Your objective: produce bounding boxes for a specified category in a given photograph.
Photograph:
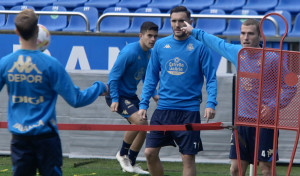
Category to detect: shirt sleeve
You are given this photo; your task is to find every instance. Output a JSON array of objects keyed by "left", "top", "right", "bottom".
[
  {"left": 139, "top": 45, "right": 161, "bottom": 110},
  {"left": 107, "top": 50, "right": 132, "bottom": 102},
  {"left": 200, "top": 46, "right": 218, "bottom": 109},
  {"left": 191, "top": 28, "right": 241, "bottom": 67},
  {"left": 51, "top": 61, "right": 106, "bottom": 108}
]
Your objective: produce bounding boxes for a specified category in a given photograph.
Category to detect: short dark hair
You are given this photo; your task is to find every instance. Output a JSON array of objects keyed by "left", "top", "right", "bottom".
[
  {"left": 140, "top": 21, "right": 158, "bottom": 34},
  {"left": 15, "top": 9, "right": 38, "bottom": 40},
  {"left": 242, "top": 19, "right": 261, "bottom": 36},
  {"left": 170, "top": 6, "right": 191, "bottom": 19}
]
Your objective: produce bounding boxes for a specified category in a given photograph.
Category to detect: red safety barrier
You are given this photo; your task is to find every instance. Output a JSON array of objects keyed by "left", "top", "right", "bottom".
[{"left": 0, "top": 121, "right": 225, "bottom": 131}]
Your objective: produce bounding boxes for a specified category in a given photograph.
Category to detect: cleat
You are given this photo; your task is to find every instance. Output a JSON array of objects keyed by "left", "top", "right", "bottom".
[
  {"left": 132, "top": 164, "right": 149, "bottom": 175},
  {"left": 116, "top": 151, "right": 134, "bottom": 173}
]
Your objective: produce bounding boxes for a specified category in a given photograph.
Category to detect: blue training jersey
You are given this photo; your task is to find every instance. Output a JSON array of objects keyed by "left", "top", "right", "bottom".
[
  {"left": 191, "top": 28, "right": 296, "bottom": 118},
  {"left": 0, "top": 49, "right": 107, "bottom": 135},
  {"left": 107, "top": 41, "right": 151, "bottom": 102},
  {"left": 140, "top": 35, "right": 218, "bottom": 111}
]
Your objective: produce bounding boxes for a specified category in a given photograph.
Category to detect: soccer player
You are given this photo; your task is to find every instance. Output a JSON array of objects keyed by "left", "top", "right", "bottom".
[
  {"left": 138, "top": 6, "right": 217, "bottom": 176},
  {"left": 105, "top": 21, "right": 159, "bottom": 174},
  {"left": 0, "top": 9, "right": 108, "bottom": 176},
  {"left": 181, "top": 19, "right": 296, "bottom": 176}
]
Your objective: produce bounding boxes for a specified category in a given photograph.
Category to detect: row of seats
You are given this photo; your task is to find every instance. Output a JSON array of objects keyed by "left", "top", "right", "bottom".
[
  {"left": 0, "top": 0, "right": 299, "bottom": 14},
  {"left": 0, "top": 5, "right": 299, "bottom": 37}
]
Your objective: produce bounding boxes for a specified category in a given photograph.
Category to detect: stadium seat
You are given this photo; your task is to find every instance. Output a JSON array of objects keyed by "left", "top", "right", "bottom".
[
  {"left": 288, "top": 13, "right": 300, "bottom": 37},
  {"left": 196, "top": 9, "right": 226, "bottom": 35},
  {"left": 0, "top": 5, "right": 35, "bottom": 30},
  {"left": 63, "top": 6, "right": 98, "bottom": 32},
  {"left": 242, "top": 0, "right": 278, "bottom": 13},
  {"left": 53, "top": 0, "right": 87, "bottom": 9},
  {"left": 100, "top": 7, "right": 130, "bottom": 33},
  {"left": 0, "top": 6, "right": 5, "bottom": 27},
  {"left": 262, "top": 10, "right": 291, "bottom": 36},
  {"left": 147, "top": 0, "right": 182, "bottom": 11},
  {"left": 181, "top": 0, "right": 214, "bottom": 12},
  {"left": 0, "top": 0, "right": 25, "bottom": 7},
  {"left": 159, "top": 9, "right": 193, "bottom": 34},
  {"left": 116, "top": 0, "right": 150, "bottom": 10},
  {"left": 84, "top": 0, "right": 119, "bottom": 10},
  {"left": 125, "top": 7, "right": 162, "bottom": 33},
  {"left": 275, "top": 0, "right": 300, "bottom": 14},
  {"left": 210, "top": 0, "right": 246, "bottom": 12},
  {"left": 222, "top": 9, "right": 258, "bottom": 36},
  {"left": 23, "top": 0, "right": 57, "bottom": 8},
  {"left": 38, "top": 6, "right": 68, "bottom": 31}
]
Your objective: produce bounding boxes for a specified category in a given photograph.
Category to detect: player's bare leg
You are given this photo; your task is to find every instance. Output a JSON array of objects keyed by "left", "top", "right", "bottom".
[
  {"left": 259, "top": 161, "right": 274, "bottom": 176},
  {"left": 181, "top": 154, "right": 196, "bottom": 176},
  {"left": 230, "top": 159, "right": 249, "bottom": 176},
  {"left": 127, "top": 112, "right": 147, "bottom": 152},
  {"left": 145, "top": 147, "right": 163, "bottom": 176}
]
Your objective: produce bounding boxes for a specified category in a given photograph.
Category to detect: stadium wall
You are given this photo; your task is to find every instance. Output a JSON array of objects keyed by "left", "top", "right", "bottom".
[{"left": 0, "top": 32, "right": 299, "bottom": 164}]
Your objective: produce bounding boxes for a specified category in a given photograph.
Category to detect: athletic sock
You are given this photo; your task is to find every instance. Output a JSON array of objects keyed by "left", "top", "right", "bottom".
[
  {"left": 120, "top": 141, "right": 131, "bottom": 156},
  {"left": 128, "top": 149, "right": 139, "bottom": 166}
]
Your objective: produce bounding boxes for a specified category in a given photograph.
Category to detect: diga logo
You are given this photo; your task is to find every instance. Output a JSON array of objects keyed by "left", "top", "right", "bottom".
[
  {"left": 8, "top": 55, "right": 41, "bottom": 74},
  {"left": 12, "top": 95, "right": 44, "bottom": 104},
  {"left": 8, "top": 55, "right": 42, "bottom": 83}
]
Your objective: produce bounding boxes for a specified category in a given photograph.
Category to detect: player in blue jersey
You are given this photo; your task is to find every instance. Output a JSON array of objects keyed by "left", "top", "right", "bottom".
[
  {"left": 0, "top": 9, "right": 108, "bottom": 176},
  {"left": 181, "top": 19, "right": 296, "bottom": 176},
  {"left": 138, "top": 6, "right": 217, "bottom": 176},
  {"left": 105, "top": 21, "right": 158, "bottom": 174}
]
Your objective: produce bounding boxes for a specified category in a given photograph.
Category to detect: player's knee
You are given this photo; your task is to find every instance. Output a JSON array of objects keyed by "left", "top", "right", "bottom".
[
  {"left": 259, "top": 164, "right": 272, "bottom": 176},
  {"left": 144, "top": 149, "right": 157, "bottom": 162},
  {"left": 230, "top": 165, "right": 239, "bottom": 176}
]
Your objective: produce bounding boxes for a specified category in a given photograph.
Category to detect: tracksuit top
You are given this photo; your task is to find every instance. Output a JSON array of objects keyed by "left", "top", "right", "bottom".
[
  {"left": 107, "top": 41, "right": 152, "bottom": 102},
  {"left": 191, "top": 28, "right": 296, "bottom": 118},
  {"left": 0, "top": 49, "right": 107, "bottom": 135},
  {"left": 139, "top": 35, "right": 217, "bottom": 111}
]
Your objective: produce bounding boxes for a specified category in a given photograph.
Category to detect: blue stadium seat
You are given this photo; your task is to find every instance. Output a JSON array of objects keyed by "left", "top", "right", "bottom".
[
  {"left": 0, "top": 5, "right": 35, "bottom": 30},
  {"left": 0, "top": 6, "right": 5, "bottom": 27},
  {"left": 275, "top": 0, "right": 300, "bottom": 14},
  {"left": 222, "top": 9, "right": 258, "bottom": 36},
  {"left": 0, "top": 0, "right": 25, "bottom": 7},
  {"left": 84, "top": 0, "right": 119, "bottom": 10},
  {"left": 23, "top": 0, "right": 57, "bottom": 8},
  {"left": 210, "top": 0, "right": 246, "bottom": 12},
  {"left": 38, "top": 6, "right": 67, "bottom": 31},
  {"left": 288, "top": 13, "right": 300, "bottom": 37},
  {"left": 196, "top": 9, "right": 226, "bottom": 35},
  {"left": 117, "top": 0, "right": 150, "bottom": 10},
  {"left": 242, "top": 0, "right": 278, "bottom": 13},
  {"left": 181, "top": 0, "right": 214, "bottom": 12},
  {"left": 100, "top": 7, "right": 130, "bottom": 33},
  {"left": 147, "top": 0, "right": 182, "bottom": 11},
  {"left": 125, "top": 7, "right": 162, "bottom": 33},
  {"left": 262, "top": 10, "right": 291, "bottom": 36},
  {"left": 53, "top": 0, "right": 87, "bottom": 8},
  {"left": 63, "top": 6, "right": 98, "bottom": 32},
  {"left": 159, "top": 9, "right": 193, "bottom": 34}
]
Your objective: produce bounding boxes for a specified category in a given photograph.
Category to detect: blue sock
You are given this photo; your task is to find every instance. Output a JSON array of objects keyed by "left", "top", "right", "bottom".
[
  {"left": 129, "top": 149, "right": 139, "bottom": 166},
  {"left": 120, "top": 141, "right": 131, "bottom": 156}
]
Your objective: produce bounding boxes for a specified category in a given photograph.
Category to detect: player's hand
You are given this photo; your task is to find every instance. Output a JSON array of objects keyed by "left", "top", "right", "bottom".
[
  {"left": 181, "top": 21, "right": 194, "bottom": 35},
  {"left": 204, "top": 108, "right": 215, "bottom": 123},
  {"left": 261, "top": 104, "right": 272, "bottom": 121},
  {"left": 138, "top": 109, "right": 147, "bottom": 120},
  {"left": 153, "top": 95, "right": 159, "bottom": 104},
  {"left": 100, "top": 84, "right": 109, "bottom": 96},
  {"left": 110, "top": 102, "right": 119, "bottom": 112}
]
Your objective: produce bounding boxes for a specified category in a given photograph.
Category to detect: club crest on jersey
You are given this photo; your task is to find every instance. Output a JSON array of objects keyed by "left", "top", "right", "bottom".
[
  {"left": 165, "top": 57, "right": 188, "bottom": 75},
  {"left": 187, "top": 43, "right": 194, "bottom": 51}
]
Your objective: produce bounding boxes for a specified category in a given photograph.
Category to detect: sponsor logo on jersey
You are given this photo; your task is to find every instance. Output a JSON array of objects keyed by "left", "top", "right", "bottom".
[
  {"left": 7, "top": 55, "right": 42, "bottom": 83},
  {"left": 134, "top": 67, "right": 145, "bottom": 81},
  {"left": 163, "top": 44, "right": 171, "bottom": 49},
  {"left": 13, "top": 120, "right": 45, "bottom": 132},
  {"left": 165, "top": 57, "right": 188, "bottom": 75}
]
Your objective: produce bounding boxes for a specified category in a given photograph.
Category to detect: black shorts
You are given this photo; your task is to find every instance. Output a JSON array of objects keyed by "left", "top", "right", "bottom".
[
  {"left": 11, "top": 133, "right": 62, "bottom": 176},
  {"left": 105, "top": 95, "right": 140, "bottom": 118},
  {"left": 146, "top": 109, "right": 203, "bottom": 155}
]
